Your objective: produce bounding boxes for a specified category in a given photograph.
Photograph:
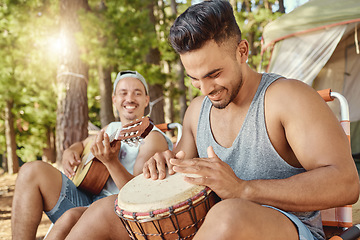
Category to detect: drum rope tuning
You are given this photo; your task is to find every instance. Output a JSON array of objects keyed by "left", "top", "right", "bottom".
[
  {"left": 115, "top": 191, "right": 213, "bottom": 240},
  {"left": 115, "top": 173, "right": 220, "bottom": 240}
]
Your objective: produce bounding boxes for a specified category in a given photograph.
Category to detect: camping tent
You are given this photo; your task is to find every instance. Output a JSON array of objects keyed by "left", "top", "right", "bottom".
[{"left": 261, "top": 0, "right": 360, "bottom": 155}]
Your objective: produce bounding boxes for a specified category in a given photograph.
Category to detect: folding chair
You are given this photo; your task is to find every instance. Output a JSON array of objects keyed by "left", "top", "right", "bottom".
[
  {"left": 155, "top": 122, "right": 183, "bottom": 147},
  {"left": 317, "top": 89, "right": 360, "bottom": 240}
]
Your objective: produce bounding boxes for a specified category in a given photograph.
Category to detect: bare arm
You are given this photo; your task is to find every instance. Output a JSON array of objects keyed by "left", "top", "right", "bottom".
[
  {"left": 173, "top": 96, "right": 202, "bottom": 157},
  {"left": 143, "top": 96, "right": 203, "bottom": 179},
  {"left": 241, "top": 80, "right": 359, "bottom": 211},
  {"left": 62, "top": 135, "right": 96, "bottom": 178}
]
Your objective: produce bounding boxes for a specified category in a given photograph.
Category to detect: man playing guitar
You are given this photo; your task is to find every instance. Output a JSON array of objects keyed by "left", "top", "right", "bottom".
[{"left": 11, "top": 70, "right": 172, "bottom": 240}]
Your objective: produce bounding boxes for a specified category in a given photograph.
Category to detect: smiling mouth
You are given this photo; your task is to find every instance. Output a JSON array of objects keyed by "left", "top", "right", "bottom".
[
  {"left": 124, "top": 105, "right": 136, "bottom": 110},
  {"left": 208, "top": 89, "right": 223, "bottom": 101}
]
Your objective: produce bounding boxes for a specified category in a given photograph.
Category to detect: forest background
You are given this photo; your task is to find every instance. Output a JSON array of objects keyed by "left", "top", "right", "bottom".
[{"left": 0, "top": 0, "right": 303, "bottom": 173}]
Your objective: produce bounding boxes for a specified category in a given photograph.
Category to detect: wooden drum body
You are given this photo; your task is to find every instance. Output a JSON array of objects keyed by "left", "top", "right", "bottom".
[{"left": 115, "top": 173, "right": 219, "bottom": 240}]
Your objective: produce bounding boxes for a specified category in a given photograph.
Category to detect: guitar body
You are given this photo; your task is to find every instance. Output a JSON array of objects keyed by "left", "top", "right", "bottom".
[
  {"left": 71, "top": 117, "right": 153, "bottom": 195},
  {"left": 71, "top": 142, "right": 110, "bottom": 195},
  {"left": 73, "top": 159, "right": 109, "bottom": 195}
]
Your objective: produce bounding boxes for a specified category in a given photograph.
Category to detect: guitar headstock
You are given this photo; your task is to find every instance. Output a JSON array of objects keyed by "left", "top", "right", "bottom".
[{"left": 115, "top": 116, "right": 154, "bottom": 145}]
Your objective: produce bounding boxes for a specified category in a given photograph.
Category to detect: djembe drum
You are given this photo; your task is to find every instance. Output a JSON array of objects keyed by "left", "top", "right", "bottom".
[{"left": 115, "top": 173, "right": 220, "bottom": 240}]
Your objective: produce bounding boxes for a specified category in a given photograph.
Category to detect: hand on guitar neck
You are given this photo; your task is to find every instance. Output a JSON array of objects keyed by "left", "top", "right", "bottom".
[
  {"left": 86, "top": 129, "right": 122, "bottom": 167},
  {"left": 70, "top": 116, "right": 154, "bottom": 195},
  {"left": 87, "top": 116, "right": 153, "bottom": 165}
]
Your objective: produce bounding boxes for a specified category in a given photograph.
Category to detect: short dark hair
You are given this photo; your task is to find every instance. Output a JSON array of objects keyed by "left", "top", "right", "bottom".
[{"left": 169, "top": 0, "right": 241, "bottom": 54}]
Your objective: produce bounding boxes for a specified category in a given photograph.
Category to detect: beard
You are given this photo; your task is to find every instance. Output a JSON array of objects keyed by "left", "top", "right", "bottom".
[{"left": 211, "top": 74, "right": 243, "bottom": 109}]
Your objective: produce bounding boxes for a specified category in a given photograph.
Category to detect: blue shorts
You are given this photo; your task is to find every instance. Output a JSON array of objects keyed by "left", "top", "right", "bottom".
[
  {"left": 45, "top": 173, "right": 108, "bottom": 223},
  {"left": 264, "top": 205, "right": 320, "bottom": 240}
]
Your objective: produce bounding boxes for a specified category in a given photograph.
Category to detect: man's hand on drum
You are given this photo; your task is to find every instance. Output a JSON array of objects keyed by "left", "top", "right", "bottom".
[
  {"left": 62, "top": 148, "right": 82, "bottom": 178},
  {"left": 171, "top": 146, "right": 242, "bottom": 200},
  {"left": 143, "top": 150, "right": 186, "bottom": 180},
  {"left": 91, "top": 129, "right": 121, "bottom": 165}
]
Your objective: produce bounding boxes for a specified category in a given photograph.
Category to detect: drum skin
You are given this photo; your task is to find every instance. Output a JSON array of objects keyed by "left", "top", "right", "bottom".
[{"left": 115, "top": 173, "right": 220, "bottom": 240}]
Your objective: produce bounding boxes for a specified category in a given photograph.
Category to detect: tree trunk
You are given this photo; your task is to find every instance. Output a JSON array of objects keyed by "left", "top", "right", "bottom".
[
  {"left": 56, "top": 0, "right": 90, "bottom": 165},
  {"left": 242, "top": 0, "right": 251, "bottom": 12},
  {"left": 98, "top": 64, "right": 115, "bottom": 127},
  {"left": 5, "top": 99, "right": 19, "bottom": 174},
  {"left": 170, "top": 0, "right": 187, "bottom": 123},
  {"left": 278, "top": 0, "right": 285, "bottom": 13},
  {"left": 229, "top": 0, "right": 238, "bottom": 11},
  {"left": 147, "top": 1, "right": 165, "bottom": 125},
  {"left": 177, "top": 61, "right": 187, "bottom": 123},
  {"left": 96, "top": 0, "right": 114, "bottom": 127},
  {"left": 2, "top": 153, "right": 8, "bottom": 172},
  {"left": 42, "top": 127, "right": 56, "bottom": 163},
  {"left": 149, "top": 83, "right": 165, "bottom": 125}
]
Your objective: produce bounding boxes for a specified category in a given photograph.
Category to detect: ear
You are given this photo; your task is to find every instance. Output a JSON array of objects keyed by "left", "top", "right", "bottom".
[
  {"left": 112, "top": 95, "right": 116, "bottom": 105},
  {"left": 145, "top": 95, "right": 150, "bottom": 107},
  {"left": 236, "top": 40, "right": 249, "bottom": 64}
]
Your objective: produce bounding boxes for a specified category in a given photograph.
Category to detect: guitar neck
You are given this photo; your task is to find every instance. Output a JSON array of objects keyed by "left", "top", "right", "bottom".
[{"left": 83, "top": 117, "right": 153, "bottom": 166}]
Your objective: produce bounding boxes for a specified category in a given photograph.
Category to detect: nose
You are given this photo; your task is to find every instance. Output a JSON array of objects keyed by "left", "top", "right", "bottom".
[
  {"left": 125, "top": 92, "right": 136, "bottom": 102},
  {"left": 199, "top": 80, "right": 214, "bottom": 96}
]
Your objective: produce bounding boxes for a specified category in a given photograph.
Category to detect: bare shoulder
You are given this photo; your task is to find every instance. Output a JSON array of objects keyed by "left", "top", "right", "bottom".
[
  {"left": 183, "top": 95, "right": 206, "bottom": 132},
  {"left": 266, "top": 78, "right": 321, "bottom": 103},
  {"left": 265, "top": 78, "right": 328, "bottom": 119},
  {"left": 143, "top": 130, "right": 168, "bottom": 148},
  {"left": 187, "top": 95, "right": 206, "bottom": 111},
  {"left": 171, "top": 96, "right": 205, "bottom": 157}
]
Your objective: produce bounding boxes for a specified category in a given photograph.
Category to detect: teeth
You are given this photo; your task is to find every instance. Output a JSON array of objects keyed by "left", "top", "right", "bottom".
[
  {"left": 212, "top": 90, "right": 222, "bottom": 96},
  {"left": 125, "top": 106, "right": 136, "bottom": 109}
]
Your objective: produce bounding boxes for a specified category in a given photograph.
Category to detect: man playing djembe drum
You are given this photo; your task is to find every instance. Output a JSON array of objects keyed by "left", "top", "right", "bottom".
[
  {"left": 11, "top": 71, "right": 172, "bottom": 240},
  {"left": 58, "top": 1, "right": 359, "bottom": 240}
]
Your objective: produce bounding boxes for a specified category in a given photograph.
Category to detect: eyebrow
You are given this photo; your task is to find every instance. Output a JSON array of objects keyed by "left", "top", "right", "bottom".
[{"left": 186, "top": 68, "right": 222, "bottom": 80}]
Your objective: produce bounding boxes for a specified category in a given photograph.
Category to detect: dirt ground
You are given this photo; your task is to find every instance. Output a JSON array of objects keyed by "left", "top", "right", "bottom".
[{"left": 1, "top": 171, "right": 360, "bottom": 240}]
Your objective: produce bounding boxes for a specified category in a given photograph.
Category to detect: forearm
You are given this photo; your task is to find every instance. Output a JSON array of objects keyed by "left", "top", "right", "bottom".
[
  {"left": 103, "top": 160, "right": 134, "bottom": 190},
  {"left": 66, "top": 141, "right": 84, "bottom": 153},
  {"left": 66, "top": 135, "right": 94, "bottom": 154},
  {"left": 241, "top": 166, "right": 359, "bottom": 212}
]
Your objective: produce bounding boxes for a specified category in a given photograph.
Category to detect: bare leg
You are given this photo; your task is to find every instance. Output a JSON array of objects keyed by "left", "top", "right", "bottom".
[
  {"left": 194, "top": 199, "right": 299, "bottom": 240},
  {"left": 12, "top": 161, "right": 63, "bottom": 240},
  {"left": 66, "top": 195, "right": 129, "bottom": 240},
  {"left": 46, "top": 207, "right": 87, "bottom": 240}
]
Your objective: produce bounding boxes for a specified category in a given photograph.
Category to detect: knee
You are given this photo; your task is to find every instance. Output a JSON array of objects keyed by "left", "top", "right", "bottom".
[
  {"left": 85, "top": 195, "right": 118, "bottom": 221},
  {"left": 58, "top": 207, "right": 86, "bottom": 225},
  {"left": 202, "top": 199, "right": 256, "bottom": 235},
  {"left": 16, "top": 161, "right": 57, "bottom": 188},
  {"left": 206, "top": 198, "right": 252, "bottom": 220},
  {"left": 17, "top": 161, "right": 45, "bottom": 182}
]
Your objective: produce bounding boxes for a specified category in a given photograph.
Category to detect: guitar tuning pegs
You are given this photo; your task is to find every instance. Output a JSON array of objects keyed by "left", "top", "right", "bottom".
[{"left": 125, "top": 139, "right": 133, "bottom": 146}]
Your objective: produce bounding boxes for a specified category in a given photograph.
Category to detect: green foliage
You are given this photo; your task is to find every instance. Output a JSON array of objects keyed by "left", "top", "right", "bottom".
[
  {"left": 0, "top": 0, "right": 58, "bottom": 162},
  {"left": 234, "top": 1, "right": 283, "bottom": 70},
  {"left": 0, "top": 0, "right": 286, "bottom": 166},
  {"left": 78, "top": 0, "right": 156, "bottom": 71}
]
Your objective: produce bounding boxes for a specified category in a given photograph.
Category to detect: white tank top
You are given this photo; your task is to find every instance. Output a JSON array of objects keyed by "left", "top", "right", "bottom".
[{"left": 99, "top": 121, "right": 173, "bottom": 195}]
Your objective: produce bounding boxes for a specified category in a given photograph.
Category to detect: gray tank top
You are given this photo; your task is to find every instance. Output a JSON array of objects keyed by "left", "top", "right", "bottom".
[{"left": 196, "top": 73, "right": 324, "bottom": 239}]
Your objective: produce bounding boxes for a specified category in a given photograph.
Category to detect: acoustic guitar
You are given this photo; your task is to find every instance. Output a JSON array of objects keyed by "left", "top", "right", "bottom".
[{"left": 71, "top": 117, "right": 154, "bottom": 195}]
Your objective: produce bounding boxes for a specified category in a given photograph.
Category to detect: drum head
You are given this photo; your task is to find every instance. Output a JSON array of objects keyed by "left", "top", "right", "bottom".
[{"left": 117, "top": 173, "right": 205, "bottom": 214}]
